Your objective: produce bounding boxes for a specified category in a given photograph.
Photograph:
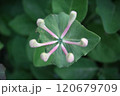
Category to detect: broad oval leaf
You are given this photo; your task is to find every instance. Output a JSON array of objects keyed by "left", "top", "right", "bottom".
[
  {"left": 55, "top": 58, "right": 98, "bottom": 80},
  {"left": 96, "top": 0, "right": 120, "bottom": 33},
  {"left": 35, "top": 12, "right": 100, "bottom": 68},
  {"left": 0, "top": 42, "right": 4, "bottom": 50},
  {"left": 31, "top": 65, "right": 55, "bottom": 80},
  {"left": 6, "top": 69, "right": 33, "bottom": 80},
  {"left": 98, "top": 68, "right": 120, "bottom": 80},
  {"left": 0, "top": 17, "right": 11, "bottom": 36},
  {"left": 9, "top": 14, "right": 36, "bottom": 36},
  {"left": 23, "top": 0, "right": 52, "bottom": 21},
  {"left": 87, "top": 22, "right": 120, "bottom": 63},
  {"left": 52, "top": 0, "right": 88, "bottom": 22},
  {"left": 7, "top": 36, "right": 31, "bottom": 69}
]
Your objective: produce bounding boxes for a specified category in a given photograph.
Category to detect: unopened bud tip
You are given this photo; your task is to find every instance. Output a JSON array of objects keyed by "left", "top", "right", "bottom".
[
  {"left": 69, "top": 11, "right": 77, "bottom": 25},
  {"left": 37, "top": 18, "right": 45, "bottom": 28},
  {"left": 29, "top": 39, "right": 38, "bottom": 48},
  {"left": 66, "top": 53, "right": 74, "bottom": 63},
  {"left": 80, "top": 38, "right": 88, "bottom": 47},
  {"left": 40, "top": 52, "right": 50, "bottom": 62}
]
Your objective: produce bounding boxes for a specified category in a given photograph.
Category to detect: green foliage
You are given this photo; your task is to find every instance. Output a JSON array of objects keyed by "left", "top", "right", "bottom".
[
  {"left": 52, "top": 0, "right": 88, "bottom": 22},
  {"left": 6, "top": 69, "right": 33, "bottom": 80},
  {"left": 23, "top": 0, "right": 52, "bottom": 21},
  {"left": 31, "top": 65, "right": 55, "bottom": 79},
  {"left": 96, "top": 0, "right": 120, "bottom": 33},
  {"left": 0, "top": 42, "right": 4, "bottom": 50},
  {"left": 87, "top": 22, "right": 120, "bottom": 63},
  {"left": 0, "top": 17, "right": 11, "bottom": 36},
  {"left": 7, "top": 36, "right": 30, "bottom": 69},
  {"left": 98, "top": 67, "right": 120, "bottom": 80},
  {"left": 55, "top": 58, "right": 98, "bottom": 80},
  {"left": 9, "top": 14, "right": 36, "bottom": 36},
  {"left": 0, "top": 0, "right": 120, "bottom": 80}
]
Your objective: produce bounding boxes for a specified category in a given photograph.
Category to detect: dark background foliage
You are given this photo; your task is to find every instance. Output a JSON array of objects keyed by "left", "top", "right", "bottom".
[{"left": 0, "top": 0, "right": 120, "bottom": 80}]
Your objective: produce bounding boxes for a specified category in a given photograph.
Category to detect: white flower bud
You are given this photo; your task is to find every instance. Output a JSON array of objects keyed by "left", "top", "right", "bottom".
[
  {"left": 69, "top": 11, "right": 77, "bottom": 25},
  {"left": 29, "top": 39, "right": 39, "bottom": 48},
  {"left": 37, "top": 18, "right": 45, "bottom": 28},
  {"left": 40, "top": 52, "right": 50, "bottom": 62},
  {"left": 79, "top": 38, "right": 88, "bottom": 47},
  {"left": 66, "top": 53, "right": 74, "bottom": 63}
]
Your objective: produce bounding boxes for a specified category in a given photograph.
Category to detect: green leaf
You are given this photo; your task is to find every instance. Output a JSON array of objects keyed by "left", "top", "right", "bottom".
[
  {"left": 52, "top": 0, "right": 88, "bottom": 22},
  {"left": 0, "top": 64, "right": 6, "bottom": 80},
  {"left": 35, "top": 12, "right": 100, "bottom": 68},
  {"left": 0, "top": 42, "right": 4, "bottom": 50},
  {"left": 23, "top": 0, "right": 52, "bottom": 21},
  {"left": 55, "top": 58, "right": 98, "bottom": 80},
  {"left": 87, "top": 23, "right": 120, "bottom": 63},
  {"left": 96, "top": 0, "right": 120, "bottom": 33},
  {"left": 98, "top": 68, "right": 120, "bottom": 80},
  {"left": 31, "top": 65, "right": 55, "bottom": 80},
  {"left": 9, "top": 14, "right": 36, "bottom": 36},
  {"left": 6, "top": 69, "right": 33, "bottom": 80},
  {"left": 7, "top": 36, "right": 30, "bottom": 69},
  {"left": 0, "top": 17, "right": 11, "bottom": 36},
  {"left": 0, "top": 0, "right": 24, "bottom": 17}
]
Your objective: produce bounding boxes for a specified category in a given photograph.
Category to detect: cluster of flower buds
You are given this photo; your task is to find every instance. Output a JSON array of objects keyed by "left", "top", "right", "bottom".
[{"left": 29, "top": 11, "right": 88, "bottom": 63}]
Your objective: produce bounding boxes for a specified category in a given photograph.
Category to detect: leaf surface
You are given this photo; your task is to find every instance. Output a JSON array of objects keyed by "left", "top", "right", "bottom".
[
  {"left": 52, "top": 0, "right": 88, "bottom": 22},
  {"left": 55, "top": 58, "right": 98, "bottom": 80},
  {"left": 96, "top": 0, "right": 120, "bottom": 33}
]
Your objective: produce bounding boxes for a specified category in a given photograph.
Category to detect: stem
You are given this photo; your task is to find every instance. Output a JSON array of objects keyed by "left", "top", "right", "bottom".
[
  {"left": 61, "top": 43, "right": 68, "bottom": 55},
  {"left": 49, "top": 43, "right": 59, "bottom": 55},
  {"left": 61, "top": 24, "right": 71, "bottom": 38},
  {"left": 63, "top": 38, "right": 88, "bottom": 47},
  {"left": 63, "top": 40, "right": 79, "bottom": 46},
  {"left": 40, "top": 41, "right": 57, "bottom": 47},
  {"left": 29, "top": 39, "right": 57, "bottom": 48},
  {"left": 42, "top": 25, "right": 59, "bottom": 39}
]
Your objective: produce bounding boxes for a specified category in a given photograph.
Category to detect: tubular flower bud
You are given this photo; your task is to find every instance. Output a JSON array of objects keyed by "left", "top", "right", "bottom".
[
  {"left": 29, "top": 39, "right": 57, "bottom": 48},
  {"left": 61, "top": 11, "right": 77, "bottom": 38},
  {"left": 79, "top": 38, "right": 88, "bottom": 47},
  {"left": 40, "top": 44, "right": 59, "bottom": 62},
  {"left": 63, "top": 38, "right": 88, "bottom": 47},
  {"left": 40, "top": 52, "right": 50, "bottom": 62},
  {"left": 61, "top": 43, "right": 68, "bottom": 55},
  {"left": 37, "top": 19, "right": 45, "bottom": 28},
  {"left": 61, "top": 43, "right": 74, "bottom": 63},
  {"left": 29, "top": 39, "right": 40, "bottom": 48},
  {"left": 66, "top": 53, "right": 74, "bottom": 63},
  {"left": 68, "top": 11, "right": 77, "bottom": 25},
  {"left": 37, "top": 18, "right": 58, "bottom": 39}
]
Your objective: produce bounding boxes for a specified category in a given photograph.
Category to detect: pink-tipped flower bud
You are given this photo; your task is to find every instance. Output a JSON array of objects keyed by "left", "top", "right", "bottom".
[
  {"left": 66, "top": 53, "right": 74, "bottom": 63},
  {"left": 29, "top": 39, "right": 39, "bottom": 48},
  {"left": 79, "top": 38, "right": 88, "bottom": 47},
  {"left": 69, "top": 11, "right": 77, "bottom": 25},
  {"left": 40, "top": 52, "right": 50, "bottom": 62},
  {"left": 37, "top": 19, "right": 45, "bottom": 28}
]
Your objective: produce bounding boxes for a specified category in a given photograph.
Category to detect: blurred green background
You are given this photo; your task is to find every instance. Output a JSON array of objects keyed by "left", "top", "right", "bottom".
[{"left": 0, "top": 0, "right": 120, "bottom": 80}]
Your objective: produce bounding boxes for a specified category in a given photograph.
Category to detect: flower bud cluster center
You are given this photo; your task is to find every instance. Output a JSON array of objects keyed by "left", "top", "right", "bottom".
[
  {"left": 29, "top": 11, "right": 88, "bottom": 63},
  {"left": 58, "top": 38, "right": 63, "bottom": 44}
]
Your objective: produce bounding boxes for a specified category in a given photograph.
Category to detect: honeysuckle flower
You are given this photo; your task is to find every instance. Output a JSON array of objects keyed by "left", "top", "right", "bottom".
[
  {"left": 29, "top": 11, "right": 88, "bottom": 63},
  {"left": 29, "top": 10, "right": 100, "bottom": 68}
]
